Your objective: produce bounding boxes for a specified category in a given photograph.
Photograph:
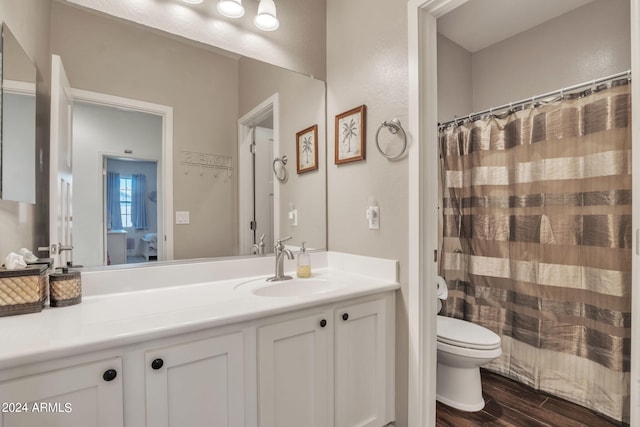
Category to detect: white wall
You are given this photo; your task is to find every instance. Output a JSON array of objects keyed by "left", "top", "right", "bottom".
[
  {"left": 326, "top": 0, "right": 409, "bottom": 424},
  {"left": 73, "top": 102, "right": 162, "bottom": 267}
]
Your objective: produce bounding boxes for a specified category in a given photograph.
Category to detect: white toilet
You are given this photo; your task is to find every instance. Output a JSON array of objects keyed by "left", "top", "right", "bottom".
[{"left": 436, "top": 278, "right": 502, "bottom": 412}]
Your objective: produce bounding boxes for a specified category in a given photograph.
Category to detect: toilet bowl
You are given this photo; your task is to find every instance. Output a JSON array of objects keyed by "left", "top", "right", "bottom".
[{"left": 436, "top": 315, "right": 502, "bottom": 412}]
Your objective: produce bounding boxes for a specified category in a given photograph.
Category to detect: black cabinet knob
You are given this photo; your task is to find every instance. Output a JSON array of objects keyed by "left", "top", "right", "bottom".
[
  {"left": 151, "top": 358, "right": 164, "bottom": 370},
  {"left": 320, "top": 319, "right": 327, "bottom": 328},
  {"left": 103, "top": 369, "right": 118, "bottom": 382},
  {"left": 342, "top": 313, "right": 349, "bottom": 321}
]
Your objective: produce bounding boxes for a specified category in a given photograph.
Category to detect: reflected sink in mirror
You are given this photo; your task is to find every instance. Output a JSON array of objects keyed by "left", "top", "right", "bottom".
[{"left": 236, "top": 277, "right": 345, "bottom": 297}]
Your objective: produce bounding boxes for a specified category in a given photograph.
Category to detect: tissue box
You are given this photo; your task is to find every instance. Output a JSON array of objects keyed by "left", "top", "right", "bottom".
[{"left": 0, "top": 265, "right": 48, "bottom": 316}]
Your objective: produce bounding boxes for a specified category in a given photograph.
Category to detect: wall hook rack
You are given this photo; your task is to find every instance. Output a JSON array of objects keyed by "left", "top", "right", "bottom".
[{"left": 180, "top": 150, "right": 233, "bottom": 178}]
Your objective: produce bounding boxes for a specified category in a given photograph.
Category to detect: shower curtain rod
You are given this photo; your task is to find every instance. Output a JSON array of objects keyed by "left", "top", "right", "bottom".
[{"left": 438, "top": 70, "right": 631, "bottom": 129}]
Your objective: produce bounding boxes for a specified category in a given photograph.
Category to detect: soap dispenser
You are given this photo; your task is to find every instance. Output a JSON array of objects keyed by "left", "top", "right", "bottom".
[{"left": 297, "top": 242, "right": 311, "bottom": 278}]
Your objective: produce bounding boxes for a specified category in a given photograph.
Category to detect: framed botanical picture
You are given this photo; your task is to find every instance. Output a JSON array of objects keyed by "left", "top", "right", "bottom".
[
  {"left": 335, "top": 105, "right": 366, "bottom": 164},
  {"left": 296, "top": 124, "right": 318, "bottom": 174}
]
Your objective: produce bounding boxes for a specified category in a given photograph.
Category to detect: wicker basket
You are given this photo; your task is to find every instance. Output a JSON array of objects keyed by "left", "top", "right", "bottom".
[
  {"left": 49, "top": 270, "right": 82, "bottom": 307},
  {"left": 0, "top": 265, "right": 47, "bottom": 316},
  {"left": 27, "top": 258, "right": 54, "bottom": 308}
]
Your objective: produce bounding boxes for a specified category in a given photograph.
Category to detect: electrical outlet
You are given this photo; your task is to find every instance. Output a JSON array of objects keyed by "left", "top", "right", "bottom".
[
  {"left": 366, "top": 206, "right": 380, "bottom": 230},
  {"left": 289, "top": 209, "right": 298, "bottom": 226},
  {"left": 176, "top": 211, "right": 190, "bottom": 225}
]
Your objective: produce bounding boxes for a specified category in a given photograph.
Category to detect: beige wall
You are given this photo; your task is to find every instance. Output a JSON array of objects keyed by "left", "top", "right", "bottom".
[
  {"left": 64, "top": 0, "right": 327, "bottom": 80},
  {"left": 239, "top": 58, "right": 327, "bottom": 250},
  {"left": 326, "top": 0, "right": 409, "bottom": 425},
  {"left": 437, "top": 0, "right": 630, "bottom": 122},
  {"left": 437, "top": 34, "right": 473, "bottom": 123},
  {"left": 51, "top": 2, "right": 240, "bottom": 260},
  {"left": 471, "top": 0, "right": 631, "bottom": 112},
  {"left": 0, "top": 0, "right": 51, "bottom": 259}
]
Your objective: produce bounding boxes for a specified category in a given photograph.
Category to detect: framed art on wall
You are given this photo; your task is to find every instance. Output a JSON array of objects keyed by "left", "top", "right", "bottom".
[
  {"left": 296, "top": 124, "right": 318, "bottom": 173},
  {"left": 335, "top": 105, "right": 366, "bottom": 164}
]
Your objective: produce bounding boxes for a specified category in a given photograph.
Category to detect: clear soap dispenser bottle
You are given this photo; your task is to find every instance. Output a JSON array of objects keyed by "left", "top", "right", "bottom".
[{"left": 297, "top": 242, "right": 311, "bottom": 278}]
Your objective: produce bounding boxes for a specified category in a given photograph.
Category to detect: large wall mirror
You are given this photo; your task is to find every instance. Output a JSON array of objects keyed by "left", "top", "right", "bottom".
[
  {"left": 50, "top": 2, "right": 326, "bottom": 269},
  {"left": 1, "top": 23, "right": 37, "bottom": 204}
]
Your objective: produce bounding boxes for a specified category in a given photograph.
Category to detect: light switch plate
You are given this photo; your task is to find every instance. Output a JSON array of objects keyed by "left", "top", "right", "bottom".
[
  {"left": 176, "top": 211, "right": 190, "bottom": 224},
  {"left": 367, "top": 206, "right": 380, "bottom": 230}
]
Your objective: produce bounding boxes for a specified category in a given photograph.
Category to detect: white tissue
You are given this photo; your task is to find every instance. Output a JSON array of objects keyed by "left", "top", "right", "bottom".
[
  {"left": 5, "top": 252, "right": 27, "bottom": 269},
  {"left": 18, "top": 248, "right": 38, "bottom": 263},
  {"left": 436, "top": 275, "right": 448, "bottom": 300}
]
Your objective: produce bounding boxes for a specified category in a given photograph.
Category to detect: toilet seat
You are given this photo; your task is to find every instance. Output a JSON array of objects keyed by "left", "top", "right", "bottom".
[{"left": 437, "top": 316, "right": 501, "bottom": 350}]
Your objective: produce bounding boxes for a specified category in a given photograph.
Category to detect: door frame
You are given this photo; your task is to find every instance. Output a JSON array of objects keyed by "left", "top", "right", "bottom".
[
  {"left": 237, "top": 93, "right": 280, "bottom": 255},
  {"left": 49, "top": 54, "right": 73, "bottom": 268},
  {"left": 406, "top": 0, "right": 640, "bottom": 425},
  {"left": 72, "top": 88, "right": 174, "bottom": 261}
]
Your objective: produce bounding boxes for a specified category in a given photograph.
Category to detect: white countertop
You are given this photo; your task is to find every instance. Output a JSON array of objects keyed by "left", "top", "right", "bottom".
[{"left": 0, "top": 252, "right": 399, "bottom": 370}]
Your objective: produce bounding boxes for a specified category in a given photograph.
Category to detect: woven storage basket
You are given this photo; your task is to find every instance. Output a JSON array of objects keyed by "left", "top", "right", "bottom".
[
  {"left": 49, "top": 269, "right": 82, "bottom": 307},
  {"left": 0, "top": 265, "right": 47, "bottom": 316},
  {"left": 27, "top": 258, "right": 54, "bottom": 308}
]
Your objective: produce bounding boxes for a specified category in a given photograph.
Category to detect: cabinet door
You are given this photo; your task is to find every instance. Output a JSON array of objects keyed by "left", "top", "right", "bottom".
[
  {"left": 335, "top": 298, "right": 391, "bottom": 427},
  {"left": 145, "top": 331, "right": 245, "bottom": 427},
  {"left": 0, "top": 357, "right": 123, "bottom": 427},
  {"left": 258, "top": 311, "right": 332, "bottom": 427}
]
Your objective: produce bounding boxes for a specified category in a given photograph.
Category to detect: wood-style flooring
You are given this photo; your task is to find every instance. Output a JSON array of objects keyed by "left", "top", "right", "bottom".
[{"left": 436, "top": 370, "right": 629, "bottom": 427}]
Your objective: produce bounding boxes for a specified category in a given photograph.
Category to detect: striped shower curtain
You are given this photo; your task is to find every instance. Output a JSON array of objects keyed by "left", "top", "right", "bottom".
[{"left": 439, "top": 81, "right": 631, "bottom": 422}]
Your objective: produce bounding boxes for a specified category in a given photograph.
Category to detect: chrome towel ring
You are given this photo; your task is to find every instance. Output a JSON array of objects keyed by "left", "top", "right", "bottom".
[
  {"left": 273, "top": 155, "right": 288, "bottom": 183},
  {"left": 376, "top": 118, "right": 407, "bottom": 160}
]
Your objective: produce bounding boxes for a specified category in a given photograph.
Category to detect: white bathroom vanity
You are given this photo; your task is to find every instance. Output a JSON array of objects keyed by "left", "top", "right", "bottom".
[{"left": 0, "top": 252, "right": 398, "bottom": 427}]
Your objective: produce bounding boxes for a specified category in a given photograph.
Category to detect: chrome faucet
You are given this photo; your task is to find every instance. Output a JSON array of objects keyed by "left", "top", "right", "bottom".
[
  {"left": 252, "top": 233, "right": 266, "bottom": 255},
  {"left": 267, "top": 236, "right": 294, "bottom": 281}
]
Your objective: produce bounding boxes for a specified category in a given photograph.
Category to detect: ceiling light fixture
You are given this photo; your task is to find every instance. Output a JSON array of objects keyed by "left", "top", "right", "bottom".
[
  {"left": 182, "top": 0, "right": 204, "bottom": 4},
  {"left": 217, "top": 0, "right": 246, "bottom": 18},
  {"left": 254, "top": 0, "right": 279, "bottom": 31}
]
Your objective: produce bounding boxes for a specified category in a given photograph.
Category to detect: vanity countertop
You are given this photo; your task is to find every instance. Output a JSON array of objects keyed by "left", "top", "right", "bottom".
[{"left": 0, "top": 252, "right": 398, "bottom": 370}]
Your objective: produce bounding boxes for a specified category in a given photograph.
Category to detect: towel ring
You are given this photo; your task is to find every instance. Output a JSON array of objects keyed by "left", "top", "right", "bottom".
[
  {"left": 376, "top": 119, "right": 407, "bottom": 160},
  {"left": 272, "top": 155, "right": 288, "bottom": 183}
]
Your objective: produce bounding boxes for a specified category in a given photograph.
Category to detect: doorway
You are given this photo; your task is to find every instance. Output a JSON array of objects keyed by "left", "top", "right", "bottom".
[
  {"left": 407, "top": 0, "right": 640, "bottom": 425},
  {"left": 71, "top": 90, "right": 174, "bottom": 267},
  {"left": 238, "top": 93, "right": 280, "bottom": 255},
  {"left": 104, "top": 157, "right": 159, "bottom": 265}
]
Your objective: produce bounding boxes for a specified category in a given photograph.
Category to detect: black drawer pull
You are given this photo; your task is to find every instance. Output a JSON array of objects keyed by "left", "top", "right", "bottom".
[
  {"left": 151, "top": 358, "right": 164, "bottom": 370},
  {"left": 342, "top": 313, "right": 349, "bottom": 321},
  {"left": 320, "top": 319, "right": 327, "bottom": 328},
  {"left": 103, "top": 369, "right": 117, "bottom": 382}
]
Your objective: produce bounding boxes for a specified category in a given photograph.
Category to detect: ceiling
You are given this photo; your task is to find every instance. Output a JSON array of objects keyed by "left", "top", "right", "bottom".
[{"left": 437, "top": 0, "right": 596, "bottom": 52}]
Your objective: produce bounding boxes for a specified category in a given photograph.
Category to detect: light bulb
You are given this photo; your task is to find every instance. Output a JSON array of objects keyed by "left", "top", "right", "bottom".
[
  {"left": 217, "top": 0, "right": 245, "bottom": 18},
  {"left": 254, "top": 0, "right": 279, "bottom": 31}
]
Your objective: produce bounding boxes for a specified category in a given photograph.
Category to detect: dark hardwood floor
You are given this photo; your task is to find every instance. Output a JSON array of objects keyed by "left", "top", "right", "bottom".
[{"left": 436, "top": 370, "right": 629, "bottom": 427}]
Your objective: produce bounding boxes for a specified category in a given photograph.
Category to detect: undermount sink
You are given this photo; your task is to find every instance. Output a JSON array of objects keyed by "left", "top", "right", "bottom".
[{"left": 235, "top": 277, "right": 343, "bottom": 297}]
